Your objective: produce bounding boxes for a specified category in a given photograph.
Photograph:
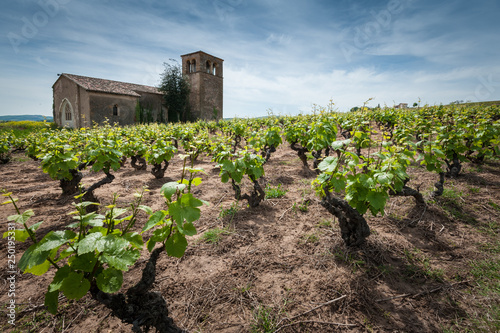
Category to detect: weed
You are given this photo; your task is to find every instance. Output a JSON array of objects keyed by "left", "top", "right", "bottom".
[
  {"left": 403, "top": 248, "right": 444, "bottom": 282},
  {"left": 264, "top": 183, "right": 287, "bottom": 199},
  {"left": 478, "top": 220, "right": 499, "bottom": 236},
  {"left": 470, "top": 259, "right": 500, "bottom": 294},
  {"left": 441, "top": 187, "right": 464, "bottom": 201},
  {"left": 293, "top": 200, "right": 309, "bottom": 213},
  {"left": 200, "top": 227, "right": 230, "bottom": 244},
  {"left": 488, "top": 200, "right": 500, "bottom": 212},
  {"left": 466, "top": 185, "right": 480, "bottom": 194},
  {"left": 334, "top": 248, "right": 366, "bottom": 272},
  {"left": 478, "top": 241, "right": 500, "bottom": 254},
  {"left": 316, "top": 218, "right": 331, "bottom": 228},
  {"left": 235, "top": 283, "right": 252, "bottom": 294},
  {"left": 301, "top": 233, "right": 319, "bottom": 244},
  {"left": 219, "top": 202, "right": 238, "bottom": 219},
  {"left": 251, "top": 305, "right": 279, "bottom": 333}
]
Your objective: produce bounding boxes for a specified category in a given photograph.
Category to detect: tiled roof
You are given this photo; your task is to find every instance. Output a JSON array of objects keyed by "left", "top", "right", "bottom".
[{"left": 61, "top": 73, "right": 162, "bottom": 97}]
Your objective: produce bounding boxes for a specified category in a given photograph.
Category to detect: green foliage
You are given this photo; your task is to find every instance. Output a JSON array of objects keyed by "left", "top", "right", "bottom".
[
  {"left": 158, "top": 61, "right": 191, "bottom": 122},
  {"left": 219, "top": 202, "right": 239, "bottom": 219},
  {"left": 218, "top": 149, "right": 265, "bottom": 184},
  {"left": 314, "top": 139, "right": 414, "bottom": 217},
  {"left": 2, "top": 158, "right": 207, "bottom": 315},
  {"left": 200, "top": 227, "right": 230, "bottom": 244},
  {"left": 251, "top": 305, "right": 279, "bottom": 333},
  {"left": 264, "top": 183, "right": 287, "bottom": 199}
]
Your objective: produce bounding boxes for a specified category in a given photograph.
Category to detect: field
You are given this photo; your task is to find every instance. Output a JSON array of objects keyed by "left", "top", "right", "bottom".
[{"left": 0, "top": 107, "right": 499, "bottom": 332}]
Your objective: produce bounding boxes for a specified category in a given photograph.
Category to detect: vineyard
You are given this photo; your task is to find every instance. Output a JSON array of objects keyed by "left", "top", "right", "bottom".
[{"left": 0, "top": 104, "right": 499, "bottom": 332}]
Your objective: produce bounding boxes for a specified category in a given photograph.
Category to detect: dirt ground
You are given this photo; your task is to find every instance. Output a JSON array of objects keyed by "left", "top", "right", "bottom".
[{"left": 0, "top": 143, "right": 499, "bottom": 332}]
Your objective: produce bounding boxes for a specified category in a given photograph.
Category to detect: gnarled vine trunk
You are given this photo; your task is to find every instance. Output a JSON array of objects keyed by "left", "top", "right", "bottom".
[
  {"left": 261, "top": 145, "right": 276, "bottom": 163},
  {"left": 60, "top": 169, "right": 83, "bottom": 195},
  {"left": 320, "top": 190, "right": 370, "bottom": 246},
  {"left": 445, "top": 153, "right": 462, "bottom": 178},
  {"left": 290, "top": 142, "right": 309, "bottom": 169},
  {"left": 90, "top": 247, "right": 185, "bottom": 333},
  {"left": 432, "top": 172, "right": 445, "bottom": 197},
  {"left": 131, "top": 155, "right": 147, "bottom": 170},
  {"left": 82, "top": 172, "right": 115, "bottom": 204},
  {"left": 389, "top": 178, "right": 425, "bottom": 206},
  {"left": 151, "top": 161, "right": 169, "bottom": 179},
  {"left": 231, "top": 178, "right": 265, "bottom": 208}
]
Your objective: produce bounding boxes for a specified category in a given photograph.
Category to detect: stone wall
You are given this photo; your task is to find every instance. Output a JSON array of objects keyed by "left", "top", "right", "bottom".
[
  {"left": 52, "top": 75, "right": 81, "bottom": 128},
  {"left": 89, "top": 93, "right": 137, "bottom": 126}
]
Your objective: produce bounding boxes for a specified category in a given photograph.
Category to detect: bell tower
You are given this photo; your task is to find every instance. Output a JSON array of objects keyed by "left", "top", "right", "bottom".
[{"left": 181, "top": 51, "right": 223, "bottom": 121}]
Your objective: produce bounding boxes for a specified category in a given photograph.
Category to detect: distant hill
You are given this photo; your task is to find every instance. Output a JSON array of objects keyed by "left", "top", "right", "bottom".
[{"left": 0, "top": 115, "right": 53, "bottom": 122}]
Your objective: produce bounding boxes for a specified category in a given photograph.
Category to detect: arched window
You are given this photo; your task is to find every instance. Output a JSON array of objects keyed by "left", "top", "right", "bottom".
[
  {"left": 212, "top": 63, "right": 217, "bottom": 75},
  {"left": 113, "top": 104, "right": 118, "bottom": 116},
  {"left": 59, "top": 98, "right": 75, "bottom": 128},
  {"left": 206, "top": 60, "right": 211, "bottom": 73},
  {"left": 65, "top": 103, "right": 72, "bottom": 121},
  {"left": 190, "top": 59, "right": 196, "bottom": 73},
  {"left": 187, "top": 60, "right": 191, "bottom": 73}
]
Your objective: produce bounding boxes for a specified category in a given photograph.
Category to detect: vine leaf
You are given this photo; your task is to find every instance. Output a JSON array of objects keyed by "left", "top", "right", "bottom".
[
  {"left": 60, "top": 272, "right": 90, "bottom": 299},
  {"left": 100, "top": 248, "right": 140, "bottom": 271},
  {"left": 161, "top": 182, "right": 186, "bottom": 201},
  {"left": 45, "top": 290, "right": 59, "bottom": 315},
  {"left": 77, "top": 232, "right": 103, "bottom": 255},
  {"left": 142, "top": 211, "right": 167, "bottom": 232},
  {"left": 68, "top": 252, "right": 97, "bottom": 272},
  {"left": 96, "top": 268, "right": 123, "bottom": 293},
  {"left": 165, "top": 231, "right": 188, "bottom": 258}
]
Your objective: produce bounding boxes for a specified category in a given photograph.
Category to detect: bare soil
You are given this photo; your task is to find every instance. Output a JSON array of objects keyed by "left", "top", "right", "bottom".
[{"left": 1, "top": 144, "right": 499, "bottom": 332}]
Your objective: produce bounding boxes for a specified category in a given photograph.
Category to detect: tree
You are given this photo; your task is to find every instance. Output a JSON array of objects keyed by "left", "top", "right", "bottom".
[{"left": 158, "top": 60, "right": 191, "bottom": 123}]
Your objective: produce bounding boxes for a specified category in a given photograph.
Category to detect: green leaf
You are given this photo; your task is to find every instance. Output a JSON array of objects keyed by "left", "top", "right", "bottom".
[
  {"left": 48, "top": 265, "right": 71, "bottom": 292},
  {"left": 142, "top": 210, "right": 167, "bottom": 232},
  {"left": 169, "top": 194, "right": 202, "bottom": 225},
  {"left": 374, "top": 172, "right": 392, "bottom": 185},
  {"left": 161, "top": 182, "right": 186, "bottom": 201},
  {"left": 37, "top": 230, "right": 77, "bottom": 252},
  {"left": 7, "top": 209, "right": 34, "bottom": 225},
  {"left": 432, "top": 148, "right": 446, "bottom": 158},
  {"left": 318, "top": 156, "right": 338, "bottom": 172},
  {"left": 330, "top": 139, "right": 351, "bottom": 151},
  {"left": 182, "top": 222, "right": 197, "bottom": 236},
  {"left": 366, "top": 191, "right": 388, "bottom": 215},
  {"left": 3, "top": 229, "right": 30, "bottom": 242},
  {"left": 123, "top": 232, "right": 143, "bottom": 249},
  {"left": 221, "top": 159, "right": 235, "bottom": 173},
  {"left": 96, "top": 268, "right": 123, "bottom": 293},
  {"left": 146, "top": 226, "right": 171, "bottom": 252},
  {"left": 60, "top": 272, "right": 90, "bottom": 300},
  {"left": 330, "top": 177, "right": 346, "bottom": 192},
  {"left": 77, "top": 232, "right": 103, "bottom": 255},
  {"left": 29, "top": 221, "right": 44, "bottom": 232},
  {"left": 68, "top": 252, "right": 97, "bottom": 272},
  {"left": 18, "top": 243, "right": 50, "bottom": 272},
  {"left": 138, "top": 205, "right": 153, "bottom": 215},
  {"left": 96, "top": 234, "right": 129, "bottom": 254},
  {"left": 25, "top": 259, "right": 51, "bottom": 276},
  {"left": 109, "top": 208, "right": 129, "bottom": 220},
  {"left": 100, "top": 248, "right": 140, "bottom": 271},
  {"left": 165, "top": 231, "right": 188, "bottom": 258},
  {"left": 190, "top": 177, "right": 203, "bottom": 187},
  {"left": 45, "top": 290, "right": 59, "bottom": 315}
]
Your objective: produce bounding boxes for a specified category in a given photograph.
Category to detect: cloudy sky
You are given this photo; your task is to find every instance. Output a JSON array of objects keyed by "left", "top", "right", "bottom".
[{"left": 1, "top": 0, "right": 499, "bottom": 118}]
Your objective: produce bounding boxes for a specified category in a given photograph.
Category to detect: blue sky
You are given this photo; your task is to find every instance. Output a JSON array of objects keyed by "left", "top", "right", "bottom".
[{"left": 1, "top": 0, "right": 499, "bottom": 118}]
